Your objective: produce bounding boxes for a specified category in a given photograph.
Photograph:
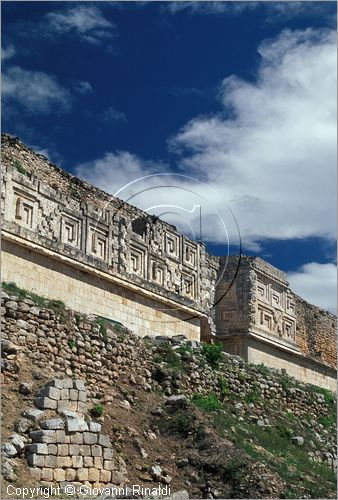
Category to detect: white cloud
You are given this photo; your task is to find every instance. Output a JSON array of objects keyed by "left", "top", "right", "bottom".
[
  {"left": 1, "top": 44, "right": 15, "bottom": 61},
  {"left": 75, "top": 151, "right": 163, "bottom": 196},
  {"left": 75, "top": 28, "right": 336, "bottom": 256},
  {"left": 2, "top": 66, "right": 71, "bottom": 114},
  {"left": 169, "top": 28, "right": 336, "bottom": 248},
  {"left": 103, "top": 106, "right": 127, "bottom": 123},
  {"left": 45, "top": 5, "right": 116, "bottom": 45},
  {"left": 74, "top": 81, "right": 92, "bottom": 95},
  {"left": 287, "top": 262, "right": 337, "bottom": 313},
  {"left": 166, "top": 1, "right": 259, "bottom": 15}
]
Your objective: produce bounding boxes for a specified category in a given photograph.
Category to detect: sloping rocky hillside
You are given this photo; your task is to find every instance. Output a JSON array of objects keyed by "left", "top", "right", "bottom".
[{"left": 1, "top": 282, "right": 337, "bottom": 499}]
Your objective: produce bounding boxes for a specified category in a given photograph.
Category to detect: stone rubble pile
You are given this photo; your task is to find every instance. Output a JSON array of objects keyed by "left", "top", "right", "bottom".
[
  {"left": 2, "top": 378, "right": 128, "bottom": 488},
  {"left": 1, "top": 290, "right": 337, "bottom": 485}
]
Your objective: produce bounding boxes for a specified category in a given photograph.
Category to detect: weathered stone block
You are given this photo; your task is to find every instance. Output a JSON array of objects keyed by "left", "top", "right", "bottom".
[
  {"left": 47, "top": 379, "right": 64, "bottom": 389},
  {"left": 72, "top": 456, "right": 83, "bottom": 468},
  {"left": 77, "top": 468, "right": 89, "bottom": 481},
  {"left": 88, "top": 468, "right": 100, "bottom": 482},
  {"left": 41, "top": 418, "right": 65, "bottom": 430},
  {"left": 69, "top": 444, "right": 80, "bottom": 456},
  {"left": 41, "top": 468, "right": 53, "bottom": 481},
  {"left": 89, "top": 422, "right": 101, "bottom": 433},
  {"left": 77, "top": 402, "right": 87, "bottom": 414},
  {"left": 30, "top": 430, "right": 56, "bottom": 444},
  {"left": 27, "top": 453, "right": 45, "bottom": 467},
  {"left": 83, "top": 432, "right": 97, "bottom": 445},
  {"left": 78, "top": 391, "right": 87, "bottom": 403},
  {"left": 39, "top": 386, "right": 61, "bottom": 400},
  {"left": 54, "top": 468, "right": 66, "bottom": 482},
  {"left": 56, "top": 456, "right": 72, "bottom": 468},
  {"left": 65, "top": 469, "right": 76, "bottom": 481},
  {"left": 34, "top": 397, "right": 57, "bottom": 410},
  {"left": 23, "top": 408, "right": 44, "bottom": 422},
  {"left": 69, "top": 389, "right": 79, "bottom": 401},
  {"left": 111, "top": 471, "right": 125, "bottom": 485},
  {"left": 94, "top": 457, "right": 103, "bottom": 469},
  {"left": 91, "top": 444, "right": 102, "bottom": 457},
  {"left": 100, "top": 469, "right": 111, "bottom": 483},
  {"left": 56, "top": 430, "right": 70, "bottom": 444},
  {"left": 60, "top": 410, "right": 78, "bottom": 419},
  {"left": 66, "top": 418, "right": 88, "bottom": 433},
  {"left": 45, "top": 455, "right": 57, "bottom": 468},
  {"left": 48, "top": 444, "right": 57, "bottom": 455},
  {"left": 60, "top": 389, "right": 70, "bottom": 400},
  {"left": 103, "top": 460, "right": 113, "bottom": 471},
  {"left": 57, "top": 444, "right": 69, "bottom": 456},
  {"left": 79, "top": 444, "right": 91, "bottom": 456},
  {"left": 83, "top": 456, "right": 93, "bottom": 468},
  {"left": 70, "top": 432, "right": 83, "bottom": 445},
  {"left": 29, "top": 468, "right": 41, "bottom": 481},
  {"left": 73, "top": 380, "right": 86, "bottom": 391},
  {"left": 55, "top": 378, "right": 73, "bottom": 389},
  {"left": 27, "top": 443, "right": 48, "bottom": 455},
  {"left": 103, "top": 448, "right": 113, "bottom": 460},
  {"left": 98, "top": 434, "right": 111, "bottom": 447}
]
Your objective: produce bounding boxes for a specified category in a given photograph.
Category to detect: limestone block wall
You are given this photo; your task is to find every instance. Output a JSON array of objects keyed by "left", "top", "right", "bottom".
[
  {"left": 246, "top": 339, "right": 337, "bottom": 392},
  {"left": 293, "top": 295, "right": 337, "bottom": 368},
  {"left": 1, "top": 134, "right": 218, "bottom": 327},
  {"left": 216, "top": 256, "right": 337, "bottom": 376},
  {"left": 2, "top": 239, "right": 200, "bottom": 340}
]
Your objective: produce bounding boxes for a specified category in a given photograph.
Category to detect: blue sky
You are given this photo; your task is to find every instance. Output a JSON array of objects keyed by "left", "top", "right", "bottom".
[{"left": 2, "top": 1, "right": 337, "bottom": 311}]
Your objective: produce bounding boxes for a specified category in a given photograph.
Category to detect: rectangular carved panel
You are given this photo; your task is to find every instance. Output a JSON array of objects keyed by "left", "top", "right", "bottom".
[
  {"left": 61, "top": 213, "right": 81, "bottom": 247},
  {"left": 89, "top": 226, "right": 108, "bottom": 260},
  {"left": 129, "top": 244, "right": 147, "bottom": 278},
  {"left": 165, "top": 231, "right": 180, "bottom": 259}
]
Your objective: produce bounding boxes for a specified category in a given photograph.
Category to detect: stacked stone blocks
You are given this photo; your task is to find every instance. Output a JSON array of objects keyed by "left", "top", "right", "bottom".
[{"left": 26, "top": 379, "right": 116, "bottom": 486}]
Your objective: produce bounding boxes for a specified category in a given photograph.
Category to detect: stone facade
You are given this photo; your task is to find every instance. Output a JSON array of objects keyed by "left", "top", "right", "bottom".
[
  {"left": 1, "top": 135, "right": 336, "bottom": 390},
  {"left": 216, "top": 256, "right": 337, "bottom": 390},
  {"left": 1, "top": 135, "right": 218, "bottom": 341}
]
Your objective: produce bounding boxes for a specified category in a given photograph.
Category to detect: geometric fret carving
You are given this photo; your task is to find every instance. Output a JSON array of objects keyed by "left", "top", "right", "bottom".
[
  {"left": 14, "top": 195, "right": 35, "bottom": 228},
  {"left": 165, "top": 231, "right": 180, "bottom": 259},
  {"left": 61, "top": 214, "right": 80, "bottom": 247},
  {"left": 90, "top": 227, "right": 107, "bottom": 260},
  {"left": 150, "top": 259, "right": 165, "bottom": 286},
  {"left": 181, "top": 272, "right": 196, "bottom": 299},
  {"left": 129, "top": 244, "right": 146, "bottom": 278},
  {"left": 183, "top": 241, "right": 197, "bottom": 268}
]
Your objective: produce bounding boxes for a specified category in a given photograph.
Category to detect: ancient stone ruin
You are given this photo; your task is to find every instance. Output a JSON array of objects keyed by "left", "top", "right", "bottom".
[
  {"left": 1, "top": 134, "right": 336, "bottom": 390},
  {"left": 15, "top": 378, "right": 123, "bottom": 486}
]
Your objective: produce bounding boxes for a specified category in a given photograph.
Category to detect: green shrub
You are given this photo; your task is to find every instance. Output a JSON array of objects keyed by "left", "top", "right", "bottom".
[
  {"left": 218, "top": 376, "right": 230, "bottom": 399},
  {"left": 192, "top": 393, "right": 221, "bottom": 411},
  {"left": 14, "top": 160, "right": 28, "bottom": 176},
  {"left": 68, "top": 338, "right": 77, "bottom": 349},
  {"left": 91, "top": 404, "right": 104, "bottom": 417},
  {"left": 97, "top": 318, "right": 107, "bottom": 340},
  {"left": 202, "top": 342, "right": 223, "bottom": 368}
]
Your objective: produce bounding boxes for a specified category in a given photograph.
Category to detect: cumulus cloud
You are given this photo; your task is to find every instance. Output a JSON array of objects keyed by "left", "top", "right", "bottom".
[
  {"left": 45, "top": 4, "right": 116, "bottom": 45},
  {"left": 2, "top": 66, "right": 71, "bottom": 115},
  {"left": 75, "top": 151, "right": 164, "bottom": 197},
  {"left": 287, "top": 262, "right": 337, "bottom": 313},
  {"left": 103, "top": 106, "right": 127, "bottom": 123},
  {"left": 1, "top": 44, "right": 15, "bottom": 61},
  {"left": 75, "top": 28, "right": 336, "bottom": 256},
  {"left": 169, "top": 28, "right": 336, "bottom": 248}
]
